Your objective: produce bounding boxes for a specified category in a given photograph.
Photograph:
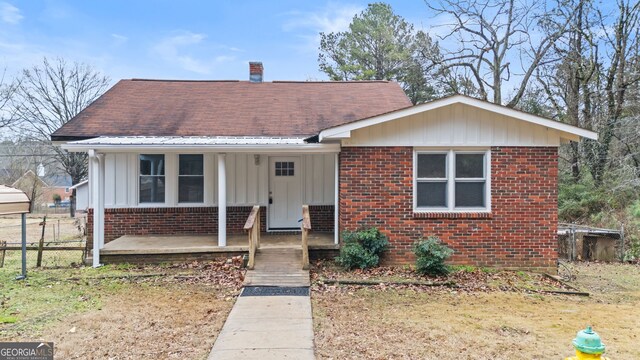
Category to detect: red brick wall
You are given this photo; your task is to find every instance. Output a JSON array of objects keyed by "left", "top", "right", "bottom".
[
  {"left": 309, "top": 205, "right": 334, "bottom": 232},
  {"left": 88, "top": 205, "right": 333, "bottom": 250},
  {"left": 88, "top": 206, "right": 266, "bottom": 250},
  {"left": 339, "top": 146, "right": 558, "bottom": 271}
]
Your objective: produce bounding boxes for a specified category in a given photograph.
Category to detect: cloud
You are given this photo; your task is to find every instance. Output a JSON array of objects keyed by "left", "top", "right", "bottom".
[
  {"left": 214, "top": 55, "right": 235, "bottom": 63},
  {"left": 0, "top": 2, "right": 23, "bottom": 24},
  {"left": 282, "top": 2, "right": 362, "bottom": 53},
  {"left": 111, "top": 33, "right": 128, "bottom": 45},
  {"left": 283, "top": 2, "right": 361, "bottom": 34},
  {"left": 152, "top": 31, "right": 237, "bottom": 75}
]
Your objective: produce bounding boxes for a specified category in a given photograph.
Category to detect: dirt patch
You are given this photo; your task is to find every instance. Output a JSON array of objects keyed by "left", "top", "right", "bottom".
[
  {"left": 44, "top": 284, "right": 234, "bottom": 359},
  {"left": 312, "top": 262, "right": 640, "bottom": 359},
  {"left": 566, "top": 261, "right": 640, "bottom": 302}
]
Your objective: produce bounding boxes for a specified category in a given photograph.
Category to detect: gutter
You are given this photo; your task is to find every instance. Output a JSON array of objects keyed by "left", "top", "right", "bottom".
[{"left": 62, "top": 143, "right": 341, "bottom": 153}]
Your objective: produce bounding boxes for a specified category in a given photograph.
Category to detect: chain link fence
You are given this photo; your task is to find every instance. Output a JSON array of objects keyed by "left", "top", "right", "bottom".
[{"left": 0, "top": 215, "right": 87, "bottom": 269}]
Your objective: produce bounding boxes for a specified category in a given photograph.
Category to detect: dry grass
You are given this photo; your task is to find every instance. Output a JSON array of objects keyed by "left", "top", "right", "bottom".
[
  {"left": 1, "top": 261, "right": 242, "bottom": 360},
  {"left": 312, "top": 262, "right": 640, "bottom": 359},
  {"left": 0, "top": 214, "right": 85, "bottom": 269},
  {"left": 0, "top": 214, "right": 83, "bottom": 244},
  {"left": 44, "top": 284, "right": 234, "bottom": 359}
]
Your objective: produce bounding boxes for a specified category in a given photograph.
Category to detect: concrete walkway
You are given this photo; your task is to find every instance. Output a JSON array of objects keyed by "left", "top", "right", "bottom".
[
  {"left": 208, "top": 248, "right": 315, "bottom": 359},
  {"left": 208, "top": 295, "right": 315, "bottom": 359}
]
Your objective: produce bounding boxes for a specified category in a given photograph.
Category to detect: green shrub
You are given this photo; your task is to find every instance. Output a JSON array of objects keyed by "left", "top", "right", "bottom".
[
  {"left": 336, "top": 227, "right": 389, "bottom": 270},
  {"left": 413, "top": 236, "right": 454, "bottom": 276},
  {"left": 558, "top": 176, "right": 607, "bottom": 222}
]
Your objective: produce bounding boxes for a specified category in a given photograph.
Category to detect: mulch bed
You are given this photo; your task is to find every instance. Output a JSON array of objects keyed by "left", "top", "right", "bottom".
[
  {"left": 310, "top": 260, "right": 579, "bottom": 295},
  {"left": 74, "top": 258, "right": 247, "bottom": 290}
]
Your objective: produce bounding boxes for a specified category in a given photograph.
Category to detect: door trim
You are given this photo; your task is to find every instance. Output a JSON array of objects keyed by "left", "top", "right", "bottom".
[{"left": 267, "top": 156, "right": 303, "bottom": 231}]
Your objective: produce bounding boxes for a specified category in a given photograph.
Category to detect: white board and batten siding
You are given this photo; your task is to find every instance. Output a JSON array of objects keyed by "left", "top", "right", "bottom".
[
  {"left": 95, "top": 152, "right": 335, "bottom": 208},
  {"left": 342, "top": 103, "right": 565, "bottom": 147}
]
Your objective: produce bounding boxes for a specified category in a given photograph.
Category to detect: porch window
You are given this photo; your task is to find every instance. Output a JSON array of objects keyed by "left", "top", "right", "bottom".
[
  {"left": 414, "top": 150, "right": 489, "bottom": 211},
  {"left": 178, "top": 154, "right": 204, "bottom": 203},
  {"left": 139, "top": 154, "right": 165, "bottom": 203}
]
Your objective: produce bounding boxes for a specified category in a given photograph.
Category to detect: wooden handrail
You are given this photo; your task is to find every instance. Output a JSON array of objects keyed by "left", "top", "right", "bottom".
[
  {"left": 301, "top": 205, "right": 311, "bottom": 270},
  {"left": 244, "top": 205, "right": 261, "bottom": 270},
  {"left": 243, "top": 205, "right": 260, "bottom": 230}
]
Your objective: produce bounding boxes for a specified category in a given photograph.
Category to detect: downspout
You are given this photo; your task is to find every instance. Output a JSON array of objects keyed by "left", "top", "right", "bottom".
[
  {"left": 334, "top": 152, "right": 339, "bottom": 245},
  {"left": 218, "top": 153, "right": 227, "bottom": 246}
]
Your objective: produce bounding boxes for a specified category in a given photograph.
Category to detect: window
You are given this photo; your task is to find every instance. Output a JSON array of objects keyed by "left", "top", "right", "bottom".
[
  {"left": 275, "top": 161, "right": 294, "bottom": 176},
  {"left": 179, "top": 154, "right": 204, "bottom": 203},
  {"left": 415, "top": 150, "right": 489, "bottom": 211},
  {"left": 139, "top": 154, "right": 165, "bottom": 203}
]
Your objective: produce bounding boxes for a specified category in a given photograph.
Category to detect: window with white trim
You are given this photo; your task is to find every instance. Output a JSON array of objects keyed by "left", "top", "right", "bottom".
[
  {"left": 178, "top": 154, "right": 204, "bottom": 203},
  {"left": 139, "top": 154, "right": 165, "bottom": 203},
  {"left": 414, "top": 150, "right": 489, "bottom": 211}
]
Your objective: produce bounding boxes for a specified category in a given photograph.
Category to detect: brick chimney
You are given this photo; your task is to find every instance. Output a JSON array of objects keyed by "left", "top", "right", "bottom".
[{"left": 249, "top": 62, "right": 263, "bottom": 82}]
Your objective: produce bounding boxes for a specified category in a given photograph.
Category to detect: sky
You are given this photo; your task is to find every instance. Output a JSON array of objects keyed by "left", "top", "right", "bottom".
[{"left": 0, "top": 1, "right": 436, "bottom": 83}]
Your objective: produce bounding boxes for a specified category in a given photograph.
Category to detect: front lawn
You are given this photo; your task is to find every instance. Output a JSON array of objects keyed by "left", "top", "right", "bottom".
[
  {"left": 312, "top": 262, "right": 640, "bottom": 359},
  {"left": 0, "top": 261, "right": 243, "bottom": 359}
]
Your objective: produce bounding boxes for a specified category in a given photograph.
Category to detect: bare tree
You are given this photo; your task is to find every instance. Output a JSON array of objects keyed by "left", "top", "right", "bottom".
[
  {"left": 536, "top": 0, "right": 599, "bottom": 181},
  {"left": 0, "top": 138, "right": 53, "bottom": 209},
  {"left": 0, "top": 69, "right": 19, "bottom": 129},
  {"left": 13, "top": 57, "right": 110, "bottom": 216},
  {"left": 426, "top": 0, "right": 575, "bottom": 107},
  {"left": 536, "top": 0, "right": 640, "bottom": 186},
  {"left": 582, "top": 0, "right": 640, "bottom": 185}
]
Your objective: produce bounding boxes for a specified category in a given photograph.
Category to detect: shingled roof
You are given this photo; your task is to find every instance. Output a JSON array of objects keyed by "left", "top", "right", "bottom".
[{"left": 51, "top": 79, "right": 411, "bottom": 141}]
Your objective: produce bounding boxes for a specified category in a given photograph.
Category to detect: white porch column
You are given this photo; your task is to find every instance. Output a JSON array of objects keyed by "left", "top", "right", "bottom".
[
  {"left": 334, "top": 152, "right": 339, "bottom": 244},
  {"left": 89, "top": 150, "right": 105, "bottom": 267},
  {"left": 217, "top": 153, "right": 227, "bottom": 246}
]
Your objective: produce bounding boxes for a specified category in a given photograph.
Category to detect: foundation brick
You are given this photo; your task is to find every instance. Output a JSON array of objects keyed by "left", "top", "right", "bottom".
[{"left": 88, "top": 205, "right": 333, "bottom": 250}]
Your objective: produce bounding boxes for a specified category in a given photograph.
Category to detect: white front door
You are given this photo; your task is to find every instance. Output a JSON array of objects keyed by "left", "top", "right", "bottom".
[{"left": 269, "top": 157, "right": 302, "bottom": 229}]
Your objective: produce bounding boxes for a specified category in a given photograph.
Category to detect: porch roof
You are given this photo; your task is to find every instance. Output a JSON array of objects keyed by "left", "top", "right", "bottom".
[{"left": 61, "top": 136, "right": 340, "bottom": 153}]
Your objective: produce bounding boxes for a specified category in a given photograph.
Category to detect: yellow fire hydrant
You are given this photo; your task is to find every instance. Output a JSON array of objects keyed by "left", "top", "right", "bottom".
[{"left": 565, "top": 326, "right": 609, "bottom": 360}]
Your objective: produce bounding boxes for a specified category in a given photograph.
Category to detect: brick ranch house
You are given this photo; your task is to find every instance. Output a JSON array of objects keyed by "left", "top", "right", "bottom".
[{"left": 52, "top": 63, "right": 596, "bottom": 272}]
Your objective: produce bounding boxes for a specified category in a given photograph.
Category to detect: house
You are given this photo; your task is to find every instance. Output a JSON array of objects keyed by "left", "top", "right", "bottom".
[
  {"left": 70, "top": 180, "right": 89, "bottom": 213},
  {"left": 10, "top": 170, "right": 71, "bottom": 210},
  {"left": 52, "top": 62, "right": 597, "bottom": 272}
]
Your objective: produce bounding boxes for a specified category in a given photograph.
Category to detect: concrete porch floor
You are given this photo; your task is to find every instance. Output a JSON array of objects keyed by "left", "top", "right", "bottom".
[{"left": 100, "top": 232, "right": 337, "bottom": 255}]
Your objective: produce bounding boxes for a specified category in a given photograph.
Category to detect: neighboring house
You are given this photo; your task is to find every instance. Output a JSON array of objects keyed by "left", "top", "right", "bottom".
[
  {"left": 5, "top": 167, "right": 73, "bottom": 211},
  {"left": 51, "top": 62, "right": 597, "bottom": 271},
  {"left": 70, "top": 180, "right": 89, "bottom": 213},
  {"left": 10, "top": 170, "right": 71, "bottom": 210}
]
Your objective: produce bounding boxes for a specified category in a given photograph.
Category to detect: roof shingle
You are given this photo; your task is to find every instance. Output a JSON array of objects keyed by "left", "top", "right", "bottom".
[{"left": 51, "top": 79, "right": 411, "bottom": 141}]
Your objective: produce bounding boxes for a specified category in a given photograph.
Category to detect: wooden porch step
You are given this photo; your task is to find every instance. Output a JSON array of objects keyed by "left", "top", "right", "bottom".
[{"left": 243, "top": 247, "right": 310, "bottom": 287}]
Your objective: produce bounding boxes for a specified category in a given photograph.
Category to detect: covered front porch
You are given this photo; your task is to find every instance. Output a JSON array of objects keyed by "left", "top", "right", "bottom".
[{"left": 63, "top": 136, "right": 341, "bottom": 266}]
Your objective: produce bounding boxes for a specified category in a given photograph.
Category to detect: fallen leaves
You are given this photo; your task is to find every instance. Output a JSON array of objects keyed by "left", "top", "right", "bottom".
[
  {"left": 311, "top": 259, "right": 573, "bottom": 295},
  {"left": 103, "top": 258, "right": 247, "bottom": 291}
]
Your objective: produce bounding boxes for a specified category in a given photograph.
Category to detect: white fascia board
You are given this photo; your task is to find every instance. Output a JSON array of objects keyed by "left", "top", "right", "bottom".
[
  {"left": 61, "top": 143, "right": 341, "bottom": 153},
  {"left": 69, "top": 180, "right": 89, "bottom": 189},
  {"left": 319, "top": 130, "right": 350, "bottom": 141},
  {"left": 318, "top": 95, "right": 598, "bottom": 141}
]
